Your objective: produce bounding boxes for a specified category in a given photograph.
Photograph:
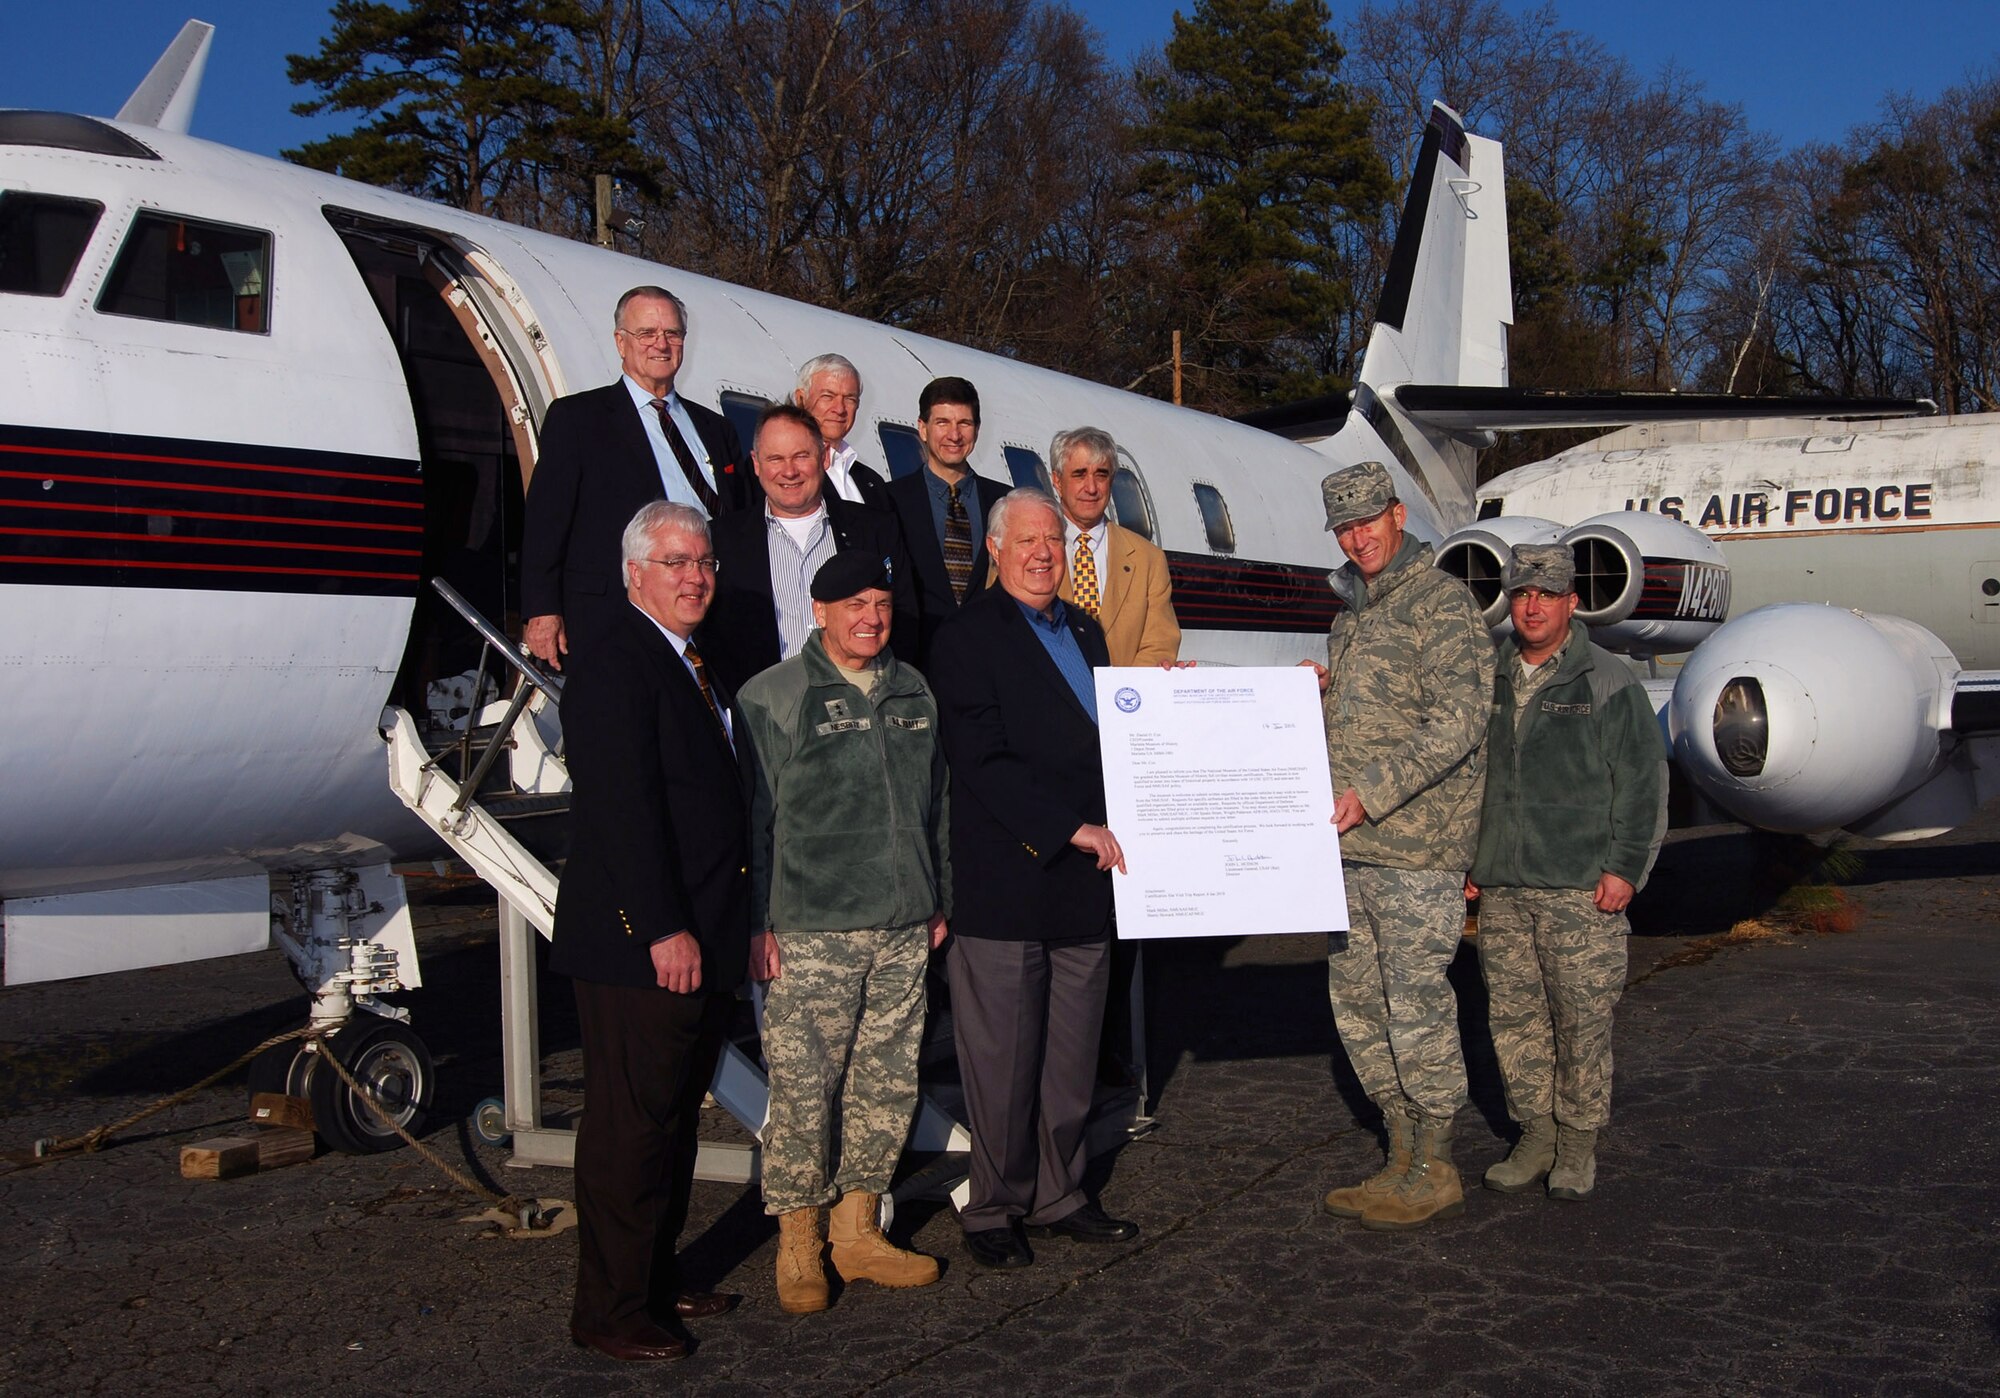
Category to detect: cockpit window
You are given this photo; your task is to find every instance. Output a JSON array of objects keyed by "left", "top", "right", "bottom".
[
  {"left": 97, "top": 210, "right": 271, "bottom": 333},
  {"left": 0, "top": 192, "right": 103, "bottom": 296}
]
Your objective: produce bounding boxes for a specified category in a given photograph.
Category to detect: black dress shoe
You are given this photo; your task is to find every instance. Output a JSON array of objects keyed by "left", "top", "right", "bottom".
[
  {"left": 569, "top": 1322, "right": 689, "bottom": 1362},
  {"left": 963, "top": 1226, "right": 1033, "bottom": 1269},
  {"left": 672, "top": 1290, "right": 740, "bottom": 1319},
  {"left": 1025, "top": 1202, "right": 1139, "bottom": 1243}
]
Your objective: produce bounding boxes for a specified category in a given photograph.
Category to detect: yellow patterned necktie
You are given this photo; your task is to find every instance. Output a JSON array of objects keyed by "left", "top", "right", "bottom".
[{"left": 1072, "top": 532, "right": 1100, "bottom": 617}]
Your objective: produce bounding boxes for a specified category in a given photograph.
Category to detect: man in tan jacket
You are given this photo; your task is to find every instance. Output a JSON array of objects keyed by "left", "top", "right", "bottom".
[
  {"left": 1051, "top": 427, "right": 1181, "bottom": 667},
  {"left": 1050, "top": 426, "right": 1180, "bottom": 1091}
]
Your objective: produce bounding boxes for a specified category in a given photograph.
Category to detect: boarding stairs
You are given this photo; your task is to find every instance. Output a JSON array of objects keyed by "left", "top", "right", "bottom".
[{"left": 380, "top": 581, "right": 978, "bottom": 1206}]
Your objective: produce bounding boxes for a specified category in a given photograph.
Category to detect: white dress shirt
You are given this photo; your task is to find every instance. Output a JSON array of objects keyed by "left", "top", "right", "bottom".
[
  {"left": 824, "top": 439, "right": 865, "bottom": 505},
  {"left": 622, "top": 375, "right": 718, "bottom": 514}
]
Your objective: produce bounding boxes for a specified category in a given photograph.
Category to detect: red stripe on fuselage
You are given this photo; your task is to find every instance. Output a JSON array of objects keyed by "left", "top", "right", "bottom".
[
  {"left": 0, "top": 554, "right": 420, "bottom": 582},
  {"left": 0, "top": 468, "right": 421, "bottom": 511},
  {"left": 0, "top": 441, "right": 422, "bottom": 488},
  {"left": 0, "top": 497, "right": 423, "bottom": 533},
  {"left": 2, "top": 526, "right": 421, "bottom": 557}
]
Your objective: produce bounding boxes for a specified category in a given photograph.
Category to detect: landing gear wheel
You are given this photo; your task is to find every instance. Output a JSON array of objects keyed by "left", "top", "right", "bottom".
[
  {"left": 310, "top": 1013, "right": 435, "bottom": 1155},
  {"left": 246, "top": 1040, "right": 315, "bottom": 1103},
  {"left": 472, "top": 1096, "right": 511, "bottom": 1147}
]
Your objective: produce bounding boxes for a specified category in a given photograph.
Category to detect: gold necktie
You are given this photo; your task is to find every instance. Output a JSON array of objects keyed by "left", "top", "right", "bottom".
[
  {"left": 1072, "top": 533, "right": 1100, "bottom": 617},
  {"left": 683, "top": 637, "right": 726, "bottom": 735}
]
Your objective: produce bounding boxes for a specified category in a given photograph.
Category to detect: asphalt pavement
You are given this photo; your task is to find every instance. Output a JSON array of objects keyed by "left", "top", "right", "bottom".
[{"left": 1, "top": 811, "right": 1995, "bottom": 1396}]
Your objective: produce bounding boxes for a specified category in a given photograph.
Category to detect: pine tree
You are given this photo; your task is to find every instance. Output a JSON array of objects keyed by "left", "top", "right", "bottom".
[
  {"left": 1133, "top": 0, "right": 1388, "bottom": 411},
  {"left": 285, "top": 0, "right": 644, "bottom": 220}
]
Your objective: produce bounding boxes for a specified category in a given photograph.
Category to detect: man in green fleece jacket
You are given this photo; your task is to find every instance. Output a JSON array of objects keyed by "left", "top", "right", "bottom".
[
  {"left": 1467, "top": 543, "right": 1667, "bottom": 1202},
  {"left": 738, "top": 551, "right": 952, "bottom": 1313}
]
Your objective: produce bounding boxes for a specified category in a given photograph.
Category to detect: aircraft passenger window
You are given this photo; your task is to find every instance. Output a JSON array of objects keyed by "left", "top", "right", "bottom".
[
  {"left": 878, "top": 423, "right": 926, "bottom": 479},
  {"left": 1002, "top": 446, "right": 1046, "bottom": 490},
  {"left": 0, "top": 192, "right": 102, "bottom": 296},
  {"left": 97, "top": 210, "right": 271, "bottom": 333},
  {"left": 1193, "top": 482, "right": 1235, "bottom": 553},
  {"left": 1110, "top": 449, "right": 1156, "bottom": 541},
  {"left": 719, "top": 390, "right": 770, "bottom": 450}
]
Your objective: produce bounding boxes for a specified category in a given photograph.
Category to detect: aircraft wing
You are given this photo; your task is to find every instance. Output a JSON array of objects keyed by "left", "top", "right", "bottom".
[
  {"left": 1235, "top": 386, "right": 1937, "bottom": 442},
  {"left": 1386, "top": 386, "right": 1938, "bottom": 433}
]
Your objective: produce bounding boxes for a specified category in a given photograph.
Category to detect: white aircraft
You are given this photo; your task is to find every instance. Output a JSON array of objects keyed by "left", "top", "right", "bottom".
[
  {"left": 2, "top": 23, "right": 1992, "bottom": 1149},
  {"left": 1406, "top": 408, "right": 2000, "bottom": 841}
]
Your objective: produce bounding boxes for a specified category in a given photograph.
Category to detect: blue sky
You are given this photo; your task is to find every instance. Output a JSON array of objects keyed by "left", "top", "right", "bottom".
[{"left": 2, "top": 1, "right": 1991, "bottom": 157}]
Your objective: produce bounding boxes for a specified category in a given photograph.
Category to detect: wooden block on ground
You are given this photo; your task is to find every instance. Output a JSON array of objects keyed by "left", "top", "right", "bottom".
[
  {"left": 248, "top": 1092, "right": 314, "bottom": 1132},
  {"left": 181, "top": 1136, "right": 260, "bottom": 1180},
  {"left": 254, "top": 1127, "right": 317, "bottom": 1172}
]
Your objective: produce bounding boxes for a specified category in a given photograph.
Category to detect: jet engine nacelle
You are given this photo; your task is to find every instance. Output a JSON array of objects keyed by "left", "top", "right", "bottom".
[
  {"left": 1435, "top": 516, "right": 1564, "bottom": 631},
  {"left": 1668, "top": 604, "right": 1967, "bottom": 837},
  {"left": 1562, "top": 511, "right": 1731, "bottom": 655}
]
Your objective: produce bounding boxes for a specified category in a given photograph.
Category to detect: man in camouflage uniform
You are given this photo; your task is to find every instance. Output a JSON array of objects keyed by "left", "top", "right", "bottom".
[
  {"left": 1467, "top": 544, "right": 1667, "bottom": 1201},
  {"left": 1314, "top": 461, "right": 1495, "bottom": 1231},
  {"left": 738, "top": 551, "right": 951, "bottom": 1312}
]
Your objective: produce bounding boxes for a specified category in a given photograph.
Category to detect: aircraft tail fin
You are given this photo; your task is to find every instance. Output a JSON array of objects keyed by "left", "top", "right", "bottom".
[
  {"left": 116, "top": 19, "right": 214, "bottom": 135},
  {"left": 1342, "top": 103, "right": 1512, "bottom": 522},
  {"left": 1361, "top": 104, "right": 1512, "bottom": 397},
  {"left": 1239, "top": 104, "right": 1512, "bottom": 526}
]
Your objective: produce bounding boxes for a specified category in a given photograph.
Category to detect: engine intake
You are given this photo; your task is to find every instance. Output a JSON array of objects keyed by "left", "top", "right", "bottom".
[
  {"left": 1667, "top": 604, "right": 1964, "bottom": 836},
  {"left": 1435, "top": 517, "right": 1563, "bottom": 631},
  {"left": 1560, "top": 511, "right": 1731, "bottom": 655}
]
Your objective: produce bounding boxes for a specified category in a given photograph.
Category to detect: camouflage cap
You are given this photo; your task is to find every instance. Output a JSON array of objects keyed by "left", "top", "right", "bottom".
[
  {"left": 1321, "top": 461, "right": 1396, "bottom": 531},
  {"left": 1504, "top": 542, "right": 1576, "bottom": 595}
]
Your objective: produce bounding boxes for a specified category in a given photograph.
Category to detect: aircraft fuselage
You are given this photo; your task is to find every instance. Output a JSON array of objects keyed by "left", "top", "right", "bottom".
[
  {"left": 1, "top": 110, "right": 1373, "bottom": 902},
  {"left": 1479, "top": 414, "right": 2000, "bottom": 669}
]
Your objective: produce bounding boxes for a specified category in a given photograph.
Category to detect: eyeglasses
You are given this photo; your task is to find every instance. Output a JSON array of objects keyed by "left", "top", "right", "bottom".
[
  {"left": 642, "top": 554, "right": 719, "bottom": 575},
  {"left": 619, "top": 327, "right": 687, "bottom": 344}
]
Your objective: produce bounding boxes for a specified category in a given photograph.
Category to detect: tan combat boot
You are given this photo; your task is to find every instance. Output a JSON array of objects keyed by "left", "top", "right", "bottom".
[
  {"left": 775, "top": 1207, "right": 831, "bottom": 1314},
  {"left": 1358, "top": 1113, "right": 1465, "bottom": 1231},
  {"left": 828, "top": 1191, "right": 940, "bottom": 1288},
  {"left": 1483, "top": 1113, "right": 1557, "bottom": 1193},
  {"left": 1324, "top": 1099, "right": 1416, "bottom": 1219},
  {"left": 1547, "top": 1124, "right": 1598, "bottom": 1201}
]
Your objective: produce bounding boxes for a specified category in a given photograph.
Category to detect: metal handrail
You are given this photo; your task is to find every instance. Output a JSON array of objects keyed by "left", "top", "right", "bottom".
[
  {"left": 429, "top": 578, "right": 564, "bottom": 705},
  {"left": 426, "top": 579, "right": 564, "bottom": 817}
]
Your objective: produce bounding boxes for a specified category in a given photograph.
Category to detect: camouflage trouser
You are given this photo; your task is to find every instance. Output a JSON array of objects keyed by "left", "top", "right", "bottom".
[
  {"left": 1477, "top": 886, "right": 1627, "bottom": 1130},
  {"left": 1327, "top": 864, "right": 1468, "bottom": 1120},
  {"left": 759, "top": 924, "right": 929, "bottom": 1215}
]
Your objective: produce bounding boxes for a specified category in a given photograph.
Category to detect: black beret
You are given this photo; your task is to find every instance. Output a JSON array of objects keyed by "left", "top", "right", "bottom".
[{"left": 811, "top": 549, "right": 895, "bottom": 602}]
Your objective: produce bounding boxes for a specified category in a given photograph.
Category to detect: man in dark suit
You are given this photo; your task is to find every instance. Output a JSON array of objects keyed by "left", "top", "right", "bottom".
[
  {"left": 521, "top": 285, "right": 756, "bottom": 670},
  {"left": 881, "top": 376, "right": 1010, "bottom": 666},
  {"left": 926, "top": 487, "right": 1140, "bottom": 1270},
  {"left": 697, "top": 403, "right": 917, "bottom": 695},
  {"left": 792, "top": 352, "right": 887, "bottom": 509},
  {"left": 552, "top": 500, "right": 751, "bottom": 1363}
]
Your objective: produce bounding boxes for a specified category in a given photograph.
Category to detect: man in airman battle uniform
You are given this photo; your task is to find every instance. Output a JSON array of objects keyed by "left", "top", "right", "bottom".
[{"left": 1313, "top": 461, "right": 1495, "bottom": 1231}]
